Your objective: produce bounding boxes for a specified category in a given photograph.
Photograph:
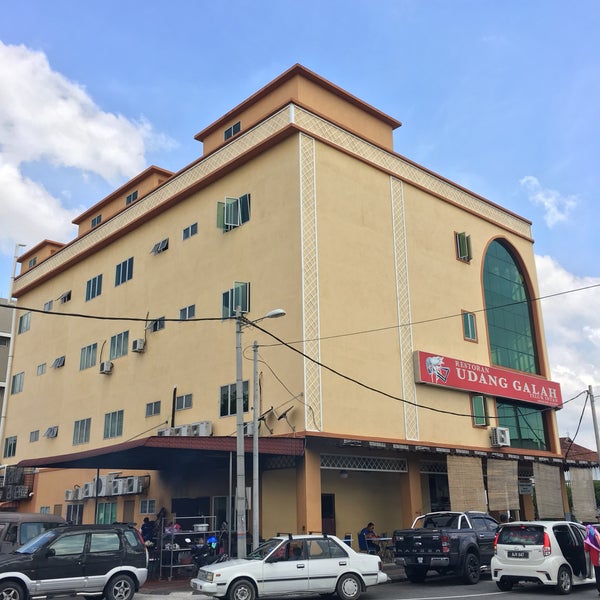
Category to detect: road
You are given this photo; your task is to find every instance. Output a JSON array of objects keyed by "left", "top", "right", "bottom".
[{"left": 135, "top": 574, "right": 600, "bottom": 600}]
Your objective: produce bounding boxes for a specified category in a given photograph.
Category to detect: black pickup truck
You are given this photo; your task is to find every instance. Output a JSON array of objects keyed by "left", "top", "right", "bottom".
[{"left": 393, "top": 511, "right": 499, "bottom": 584}]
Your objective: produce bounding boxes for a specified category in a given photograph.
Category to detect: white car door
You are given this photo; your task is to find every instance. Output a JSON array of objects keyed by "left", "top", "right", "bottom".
[
  {"left": 306, "top": 538, "right": 350, "bottom": 594},
  {"left": 262, "top": 541, "right": 309, "bottom": 596}
]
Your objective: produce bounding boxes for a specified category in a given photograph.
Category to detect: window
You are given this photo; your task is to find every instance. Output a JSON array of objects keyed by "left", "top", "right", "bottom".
[
  {"left": 483, "top": 240, "right": 538, "bottom": 373},
  {"left": 217, "top": 194, "right": 251, "bottom": 232},
  {"left": 80, "top": 343, "right": 97, "bottom": 370},
  {"left": 455, "top": 232, "right": 472, "bottom": 261},
  {"left": 175, "top": 393, "right": 192, "bottom": 410},
  {"left": 219, "top": 381, "right": 249, "bottom": 417},
  {"left": 150, "top": 238, "right": 169, "bottom": 254},
  {"left": 179, "top": 305, "right": 195, "bottom": 320},
  {"left": 183, "top": 222, "right": 198, "bottom": 240},
  {"left": 11, "top": 372, "right": 24, "bottom": 394},
  {"left": 104, "top": 410, "right": 124, "bottom": 439},
  {"left": 43, "top": 300, "right": 53, "bottom": 312},
  {"left": 96, "top": 502, "right": 117, "bottom": 524},
  {"left": 28, "top": 257, "right": 37, "bottom": 268},
  {"left": 471, "top": 395, "right": 488, "bottom": 426},
  {"left": 125, "top": 190, "right": 138, "bottom": 205},
  {"left": 115, "top": 257, "right": 134, "bottom": 286},
  {"left": 18, "top": 312, "right": 31, "bottom": 334},
  {"left": 85, "top": 274, "right": 103, "bottom": 301},
  {"left": 73, "top": 418, "right": 91, "bottom": 445},
  {"left": 145, "top": 401, "right": 160, "bottom": 417},
  {"left": 140, "top": 499, "right": 156, "bottom": 514},
  {"left": 29, "top": 430, "right": 39, "bottom": 443},
  {"left": 52, "top": 355, "right": 66, "bottom": 369},
  {"left": 462, "top": 311, "right": 477, "bottom": 341},
  {"left": 91, "top": 214, "right": 102, "bottom": 228},
  {"left": 58, "top": 290, "right": 72, "bottom": 303},
  {"left": 109, "top": 331, "right": 129, "bottom": 360},
  {"left": 497, "top": 400, "right": 547, "bottom": 450},
  {"left": 147, "top": 317, "right": 165, "bottom": 332},
  {"left": 222, "top": 281, "right": 250, "bottom": 318},
  {"left": 39, "top": 506, "right": 51, "bottom": 514},
  {"left": 3, "top": 436, "right": 16, "bottom": 458},
  {"left": 0, "top": 337, "right": 7, "bottom": 346},
  {"left": 66, "top": 504, "right": 84, "bottom": 525},
  {"left": 37, "top": 363, "right": 46, "bottom": 376},
  {"left": 43, "top": 426, "right": 58, "bottom": 438},
  {"left": 224, "top": 121, "right": 241, "bottom": 140}
]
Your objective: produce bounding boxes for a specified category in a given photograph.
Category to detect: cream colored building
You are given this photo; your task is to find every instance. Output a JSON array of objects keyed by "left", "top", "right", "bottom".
[{"left": 1, "top": 65, "right": 577, "bottom": 542}]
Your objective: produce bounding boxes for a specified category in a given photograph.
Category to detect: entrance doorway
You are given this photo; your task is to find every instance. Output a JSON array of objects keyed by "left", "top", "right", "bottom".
[{"left": 321, "top": 494, "right": 335, "bottom": 535}]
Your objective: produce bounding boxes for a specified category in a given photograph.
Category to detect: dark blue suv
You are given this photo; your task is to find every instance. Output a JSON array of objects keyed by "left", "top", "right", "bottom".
[{"left": 0, "top": 524, "right": 147, "bottom": 600}]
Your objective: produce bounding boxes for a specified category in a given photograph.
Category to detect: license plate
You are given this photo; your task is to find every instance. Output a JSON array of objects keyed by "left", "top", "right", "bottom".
[{"left": 507, "top": 550, "right": 529, "bottom": 558}]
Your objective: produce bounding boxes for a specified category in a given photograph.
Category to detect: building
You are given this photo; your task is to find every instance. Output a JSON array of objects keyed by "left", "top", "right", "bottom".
[
  {"left": 1, "top": 65, "right": 572, "bottom": 542},
  {"left": 0, "top": 299, "right": 10, "bottom": 429}
]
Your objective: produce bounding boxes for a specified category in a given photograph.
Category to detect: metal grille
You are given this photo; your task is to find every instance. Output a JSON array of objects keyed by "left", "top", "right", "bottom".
[
  {"left": 321, "top": 454, "right": 407, "bottom": 473},
  {"left": 420, "top": 460, "right": 448, "bottom": 474},
  {"left": 262, "top": 455, "right": 298, "bottom": 470}
]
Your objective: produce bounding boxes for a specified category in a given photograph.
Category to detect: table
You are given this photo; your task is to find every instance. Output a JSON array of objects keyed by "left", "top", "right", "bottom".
[{"left": 371, "top": 537, "right": 393, "bottom": 562}]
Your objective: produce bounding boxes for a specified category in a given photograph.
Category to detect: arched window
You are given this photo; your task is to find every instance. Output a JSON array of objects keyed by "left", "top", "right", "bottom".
[{"left": 483, "top": 240, "right": 539, "bottom": 374}]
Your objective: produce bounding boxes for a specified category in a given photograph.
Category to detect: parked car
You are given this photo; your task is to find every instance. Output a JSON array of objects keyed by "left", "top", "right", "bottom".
[
  {"left": 393, "top": 511, "right": 499, "bottom": 584},
  {"left": 190, "top": 533, "right": 389, "bottom": 600},
  {"left": 0, "top": 523, "right": 147, "bottom": 600},
  {"left": 491, "top": 520, "right": 595, "bottom": 594},
  {"left": 0, "top": 512, "right": 65, "bottom": 555}
]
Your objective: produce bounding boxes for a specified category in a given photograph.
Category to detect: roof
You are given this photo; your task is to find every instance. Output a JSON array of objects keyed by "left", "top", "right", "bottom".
[
  {"left": 560, "top": 437, "right": 599, "bottom": 464},
  {"left": 17, "top": 435, "right": 305, "bottom": 471}
]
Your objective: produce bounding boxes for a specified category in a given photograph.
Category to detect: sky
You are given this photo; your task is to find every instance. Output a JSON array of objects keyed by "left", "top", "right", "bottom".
[{"left": 0, "top": 0, "right": 599, "bottom": 450}]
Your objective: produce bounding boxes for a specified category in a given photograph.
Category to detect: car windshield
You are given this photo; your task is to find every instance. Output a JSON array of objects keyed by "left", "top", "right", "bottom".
[
  {"left": 247, "top": 538, "right": 283, "bottom": 560},
  {"left": 16, "top": 529, "right": 59, "bottom": 554}
]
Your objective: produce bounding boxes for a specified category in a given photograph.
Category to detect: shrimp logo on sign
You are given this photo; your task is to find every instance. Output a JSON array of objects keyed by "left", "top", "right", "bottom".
[{"left": 425, "top": 355, "right": 450, "bottom": 383}]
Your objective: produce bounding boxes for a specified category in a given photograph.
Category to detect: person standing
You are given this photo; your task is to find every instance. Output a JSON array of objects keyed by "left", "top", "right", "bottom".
[{"left": 584, "top": 524, "right": 600, "bottom": 594}]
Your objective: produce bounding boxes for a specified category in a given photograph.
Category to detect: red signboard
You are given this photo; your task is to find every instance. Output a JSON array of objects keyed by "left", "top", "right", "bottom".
[{"left": 414, "top": 351, "right": 562, "bottom": 408}]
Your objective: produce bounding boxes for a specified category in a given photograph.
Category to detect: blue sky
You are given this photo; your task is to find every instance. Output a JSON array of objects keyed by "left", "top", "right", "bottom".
[{"left": 1, "top": 0, "right": 599, "bottom": 449}]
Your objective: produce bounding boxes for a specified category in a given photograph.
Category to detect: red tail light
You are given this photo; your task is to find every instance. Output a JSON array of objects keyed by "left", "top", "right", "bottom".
[
  {"left": 441, "top": 535, "right": 450, "bottom": 553},
  {"left": 493, "top": 531, "right": 500, "bottom": 555},
  {"left": 543, "top": 531, "right": 551, "bottom": 556}
]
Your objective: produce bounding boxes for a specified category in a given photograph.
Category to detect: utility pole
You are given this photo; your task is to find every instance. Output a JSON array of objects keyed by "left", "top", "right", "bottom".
[{"left": 590, "top": 385, "right": 600, "bottom": 467}]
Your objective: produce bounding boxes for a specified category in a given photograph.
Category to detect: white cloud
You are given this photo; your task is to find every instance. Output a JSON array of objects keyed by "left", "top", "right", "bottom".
[
  {"left": 535, "top": 254, "right": 600, "bottom": 448},
  {"left": 520, "top": 175, "right": 577, "bottom": 227},
  {"left": 0, "top": 41, "right": 175, "bottom": 273}
]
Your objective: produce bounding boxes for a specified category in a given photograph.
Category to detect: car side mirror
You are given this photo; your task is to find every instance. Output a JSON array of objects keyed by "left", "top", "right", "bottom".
[{"left": 46, "top": 548, "right": 56, "bottom": 558}]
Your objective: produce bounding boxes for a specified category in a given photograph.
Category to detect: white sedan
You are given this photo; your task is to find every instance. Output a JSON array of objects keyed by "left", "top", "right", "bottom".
[{"left": 190, "top": 534, "right": 390, "bottom": 600}]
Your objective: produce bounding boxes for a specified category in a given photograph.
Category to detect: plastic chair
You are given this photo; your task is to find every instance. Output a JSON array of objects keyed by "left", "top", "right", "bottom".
[
  {"left": 358, "top": 532, "right": 368, "bottom": 552},
  {"left": 343, "top": 533, "right": 353, "bottom": 547}
]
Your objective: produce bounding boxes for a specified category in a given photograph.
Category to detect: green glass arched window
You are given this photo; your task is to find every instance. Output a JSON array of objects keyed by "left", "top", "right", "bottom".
[{"left": 483, "top": 240, "right": 539, "bottom": 374}]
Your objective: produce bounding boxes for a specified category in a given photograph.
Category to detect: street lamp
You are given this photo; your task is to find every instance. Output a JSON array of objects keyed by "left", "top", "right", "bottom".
[{"left": 235, "top": 307, "right": 286, "bottom": 558}]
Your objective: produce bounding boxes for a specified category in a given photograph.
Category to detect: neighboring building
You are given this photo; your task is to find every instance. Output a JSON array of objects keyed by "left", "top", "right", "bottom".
[
  {"left": 0, "top": 299, "right": 10, "bottom": 424},
  {"left": 2, "top": 65, "right": 571, "bottom": 539}
]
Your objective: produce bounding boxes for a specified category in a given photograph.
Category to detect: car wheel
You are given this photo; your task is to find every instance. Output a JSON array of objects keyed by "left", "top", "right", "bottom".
[
  {"left": 555, "top": 565, "right": 572, "bottom": 595},
  {"left": 336, "top": 573, "right": 361, "bottom": 600},
  {"left": 462, "top": 553, "right": 480, "bottom": 584},
  {"left": 0, "top": 581, "right": 26, "bottom": 600},
  {"left": 405, "top": 566, "right": 427, "bottom": 583},
  {"left": 105, "top": 574, "right": 135, "bottom": 600},
  {"left": 228, "top": 579, "right": 256, "bottom": 600},
  {"left": 496, "top": 577, "right": 514, "bottom": 591}
]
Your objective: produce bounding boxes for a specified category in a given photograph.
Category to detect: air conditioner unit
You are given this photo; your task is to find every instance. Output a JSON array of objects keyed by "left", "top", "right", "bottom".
[
  {"left": 195, "top": 421, "right": 212, "bottom": 437},
  {"left": 72, "top": 487, "right": 81, "bottom": 500},
  {"left": 82, "top": 482, "right": 93, "bottom": 498},
  {"left": 99, "top": 361, "right": 113, "bottom": 374},
  {"left": 65, "top": 489, "right": 73, "bottom": 501},
  {"left": 93, "top": 475, "right": 111, "bottom": 497},
  {"left": 157, "top": 428, "right": 171, "bottom": 436},
  {"left": 171, "top": 426, "right": 184, "bottom": 436},
  {"left": 112, "top": 479, "right": 124, "bottom": 495},
  {"left": 126, "top": 476, "right": 141, "bottom": 494},
  {"left": 244, "top": 422, "right": 255, "bottom": 436},
  {"left": 132, "top": 339, "right": 145, "bottom": 353},
  {"left": 490, "top": 426, "right": 511, "bottom": 447}
]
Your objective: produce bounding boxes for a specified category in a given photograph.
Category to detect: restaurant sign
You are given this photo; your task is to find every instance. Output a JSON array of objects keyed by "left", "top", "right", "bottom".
[{"left": 414, "top": 351, "right": 562, "bottom": 408}]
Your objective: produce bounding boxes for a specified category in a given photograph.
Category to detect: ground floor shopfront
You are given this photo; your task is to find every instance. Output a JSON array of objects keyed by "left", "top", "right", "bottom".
[{"left": 13, "top": 432, "right": 595, "bottom": 549}]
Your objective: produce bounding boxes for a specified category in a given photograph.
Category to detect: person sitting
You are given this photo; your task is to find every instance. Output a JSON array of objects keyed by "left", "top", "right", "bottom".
[{"left": 360, "top": 522, "right": 380, "bottom": 554}]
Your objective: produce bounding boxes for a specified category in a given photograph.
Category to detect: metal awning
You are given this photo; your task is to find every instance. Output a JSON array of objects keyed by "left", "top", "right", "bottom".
[{"left": 17, "top": 435, "right": 305, "bottom": 471}]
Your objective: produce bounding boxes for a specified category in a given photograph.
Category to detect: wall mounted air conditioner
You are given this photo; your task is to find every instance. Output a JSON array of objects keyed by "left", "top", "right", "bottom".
[
  {"left": 157, "top": 428, "right": 171, "bottom": 436},
  {"left": 99, "top": 361, "right": 113, "bottom": 374},
  {"left": 93, "top": 475, "right": 111, "bottom": 497},
  {"left": 490, "top": 426, "right": 511, "bottom": 447},
  {"left": 82, "top": 482, "right": 93, "bottom": 498},
  {"left": 132, "top": 339, "right": 145, "bottom": 353},
  {"left": 244, "top": 422, "right": 255, "bottom": 436},
  {"left": 195, "top": 421, "right": 212, "bottom": 437},
  {"left": 126, "top": 476, "right": 141, "bottom": 494},
  {"left": 171, "top": 426, "right": 184, "bottom": 436},
  {"left": 72, "top": 487, "right": 81, "bottom": 501},
  {"left": 112, "top": 479, "right": 124, "bottom": 495},
  {"left": 65, "top": 489, "right": 73, "bottom": 501}
]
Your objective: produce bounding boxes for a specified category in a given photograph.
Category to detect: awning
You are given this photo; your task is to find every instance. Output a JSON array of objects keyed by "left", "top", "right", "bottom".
[{"left": 17, "top": 435, "right": 305, "bottom": 471}]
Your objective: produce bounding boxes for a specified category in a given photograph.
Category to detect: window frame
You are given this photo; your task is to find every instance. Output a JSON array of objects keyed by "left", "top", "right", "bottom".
[
  {"left": 471, "top": 394, "right": 488, "bottom": 427},
  {"left": 52, "top": 356, "right": 66, "bottom": 369},
  {"left": 217, "top": 194, "right": 251, "bottom": 232},
  {"left": 109, "top": 331, "right": 129, "bottom": 360},
  {"left": 125, "top": 190, "right": 138, "bottom": 206},
  {"left": 455, "top": 231, "right": 472, "bottom": 262},
  {"left": 222, "top": 281, "right": 250, "bottom": 318},
  {"left": 150, "top": 238, "right": 169, "bottom": 255},
  {"left": 175, "top": 393, "right": 192, "bottom": 411},
  {"left": 219, "top": 380, "right": 249, "bottom": 417},
  {"left": 18, "top": 312, "right": 31, "bottom": 334},
  {"left": 11, "top": 372, "right": 24, "bottom": 394},
  {"left": 73, "top": 418, "right": 91, "bottom": 445},
  {"left": 182, "top": 222, "right": 198, "bottom": 240},
  {"left": 179, "top": 305, "right": 195, "bottom": 320},
  {"left": 115, "top": 257, "right": 134, "bottom": 287},
  {"left": 145, "top": 401, "right": 161, "bottom": 417},
  {"left": 85, "top": 274, "right": 103, "bottom": 301},
  {"left": 462, "top": 310, "right": 478, "bottom": 342},
  {"left": 224, "top": 121, "right": 241, "bottom": 140},
  {"left": 80, "top": 343, "right": 98, "bottom": 370},
  {"left": 91, "top": 214, "right": 102, "bottom": 228},
  {"left": 103, "top": 410, "right": 124, "bottom": 439},
  {"left": 29, "top": 430, "right": 39, "bottom": 443},
  {"left": 3, "top": 436, "right": 17, "bottom": 458}
]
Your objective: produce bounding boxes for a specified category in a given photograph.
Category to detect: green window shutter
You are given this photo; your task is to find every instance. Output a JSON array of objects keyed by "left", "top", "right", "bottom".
[
  {"left": 225, "top": 197, "right": 239, "bottom": 228},
  {"left": 472, "top": 395, "right": 487, "bottom": 426},
  {"left": 239, "top": 194, "right": 251, "bottom": 224},
  {"left": 216, "top": 201, "right": 225, "bottom": 230},
  {"left": 456, "top": 232, "right": 472, "bottom": 261}
]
